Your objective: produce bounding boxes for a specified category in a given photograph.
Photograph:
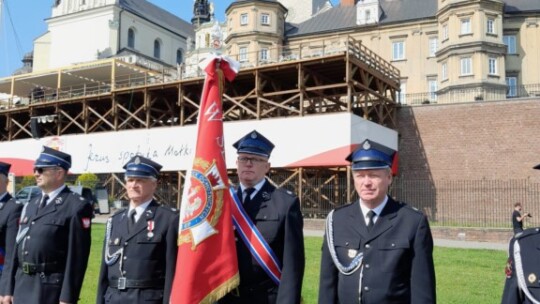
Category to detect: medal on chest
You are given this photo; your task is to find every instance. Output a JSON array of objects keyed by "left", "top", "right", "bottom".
[{"left": 147, "top": 220, "right": 154, "bottom": 238}]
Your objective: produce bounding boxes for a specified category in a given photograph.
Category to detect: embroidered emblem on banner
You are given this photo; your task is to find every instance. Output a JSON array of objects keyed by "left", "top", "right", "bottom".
[{"left": 179, "top": 158, "right": 226, "bottom": 249}]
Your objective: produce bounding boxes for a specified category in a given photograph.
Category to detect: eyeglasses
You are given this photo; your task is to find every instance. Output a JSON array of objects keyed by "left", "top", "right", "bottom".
[
  {"left": 34, "top": 167, "right": 60, "bottom": 174},
  {"left": 237, "top": 157, "right": 267, "bottom": 164}
]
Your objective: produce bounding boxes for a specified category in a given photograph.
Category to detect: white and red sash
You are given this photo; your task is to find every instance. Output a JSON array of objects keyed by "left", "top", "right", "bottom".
[{"left": 229, "top": 187, "right": 282, "bottom": 284}]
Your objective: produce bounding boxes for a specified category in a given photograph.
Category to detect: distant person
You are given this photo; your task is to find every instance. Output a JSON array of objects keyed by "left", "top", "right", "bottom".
[
  {"left": 96, "top": 156, "right": 179, "bottom": 304},
  {"left": 512, "top": 202, "right": 530, "bottom": 234},
  {"left": 502, "top": 164, "right": 540, "bottom": 304},
  {"left": 319, "top": 139, "right": 436, "bottom": 303},
  {"left": 1, "top": 146, "right": 93, "bottom": 304},
  {"left": 0, "top": 162, "right": 23, "bottom": 302},
  {"left": 219, "top": 130, "right": 305, "bottom": 304}
]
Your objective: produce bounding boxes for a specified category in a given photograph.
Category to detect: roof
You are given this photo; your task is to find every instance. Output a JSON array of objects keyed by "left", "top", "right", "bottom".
[
  {"left": 119, "top": 0, "right": 194, "bottom": 38},
  {"left": 504, "top": 0, "right": 540, "bottom": 14},
  {"left": 287, "top": 0, "right": 539, "bottom": 38}
]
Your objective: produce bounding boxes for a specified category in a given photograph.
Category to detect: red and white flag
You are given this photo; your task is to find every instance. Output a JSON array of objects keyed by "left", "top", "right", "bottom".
[{"left": 171, "top": 56, "right": 240, "bottom": 303}]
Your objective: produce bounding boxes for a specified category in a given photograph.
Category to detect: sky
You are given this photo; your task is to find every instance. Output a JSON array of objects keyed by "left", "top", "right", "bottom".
[{"left": 0, "top": 0, "right": 339, "bottom": 78}]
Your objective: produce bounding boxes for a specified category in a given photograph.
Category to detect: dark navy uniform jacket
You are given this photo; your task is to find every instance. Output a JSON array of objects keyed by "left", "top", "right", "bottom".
[
  {"left": 96, "top": 200, "right": 179, "bottom": 304},
  {"left": 319, "top": 196, "right": 436, "bottom": 304},
  {"left": 502, "top": 227, "right": 540, "bottom": 304},
  {"left": 0, "top": 192, "right": 22, "bottom": 295},
  {"left": 6, "top": 186, "right": 92, "bottom": 304},
  {"left": 219, "top": 179, "right": 305, "bottom": 304}
]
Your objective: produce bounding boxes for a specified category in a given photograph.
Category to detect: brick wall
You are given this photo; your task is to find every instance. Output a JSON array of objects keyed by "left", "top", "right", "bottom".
[
  {"left": 394, "top": 98, "right": 540, "bottom": 234},
  {"left": 396, "top": 98, "right": 540, "bottom": 182}
]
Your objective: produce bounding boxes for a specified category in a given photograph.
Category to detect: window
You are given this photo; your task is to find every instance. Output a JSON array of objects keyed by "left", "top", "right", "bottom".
[
  {"left": 442, "top": 62, "right": 448, "bottom": 80},
  {"left": 153, "top": 39, "right": 161, "bottom": 59},
  {"left": 488, "top": 57, "right": 497, "bottom": 75},
  {"left": 506, "top": 77, "right": 517, "bottom": 97},
  {"left": 261, "top": 13, "right": 270, "bottom": 25},
  {"left": 461, "top": 18, "right": 471, "bottom": 34},
  {"left": 260, "top": 48, "right": 269, "bottom": 61},
  {"left": 392, "top": 41, "right": 405, "bottom": 60},
  {"left": 399, "top": 82, "right": 407, "bottom": 104},
  {"left": 487, "top": 18, "right": 495, "bottom": 34},
  {"left": 365, "top": 10, "right": 371, "bottom": 23},
  {"left": 429, "top": 37, "right": 438, "bottom": 57},
  {"left": 460, "top": 57, "right": 472, "bottom": 75},
  {"left": 176, "top": 49, "right": 183, "bottom": 64},
  {"left": 428, "top": 79, "right": 438, "bottom": 101},
  {"left": 128, "top": 28, "right": 135, "bottom": 48},
  {"left": 239, "top": 47, "right": 248, "bottom": 62},
  {"left": 442, "top": 24, "right": 449, "bottom": 40},
  {"left": 240, "top": 13, "right": 248, "bottom": 25},
  {"left": 503, "top": 35, "right": 517, "bottom": 54}
]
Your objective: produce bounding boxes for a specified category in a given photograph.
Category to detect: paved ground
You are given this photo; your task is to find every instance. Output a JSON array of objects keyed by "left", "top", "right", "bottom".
[{"left": 93, "top": 213, "right": 508, "bottom": 251}]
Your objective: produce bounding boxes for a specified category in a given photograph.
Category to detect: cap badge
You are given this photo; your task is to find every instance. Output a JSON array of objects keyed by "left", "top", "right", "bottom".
[
  {"left": 134, "top": 156, "right": 141, "bottom": 164},
  {"left": 528, "top": 273, "right": 537, "bottom": 284},
  {"left": 251, "top": 132, "right": 258, "bottom": 139},
  {"left": 362, "top": 140, "right": 371, "bottom": 150}
]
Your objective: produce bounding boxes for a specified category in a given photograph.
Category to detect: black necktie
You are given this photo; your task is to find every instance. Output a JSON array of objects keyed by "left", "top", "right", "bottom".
[
  {"left": 128, "top": 209, "right": 136, "bottom": 232},
  {"left": 39, "top": 194, "right": 49, "bottom": 209},
  {"left": 243, "top": 188, "right": 255, "bottom": 204},
  {"left": 367, "top": 210, "right": 376, "bottom": 231}
]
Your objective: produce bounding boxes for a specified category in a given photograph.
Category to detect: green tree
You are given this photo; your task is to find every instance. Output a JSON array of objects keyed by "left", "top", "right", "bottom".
[
  {"left": 75, "top": 172, "right": 99, "bottom": 189},
  {"left": 17, "top": 175, "right": 36, "bottom": 192}
]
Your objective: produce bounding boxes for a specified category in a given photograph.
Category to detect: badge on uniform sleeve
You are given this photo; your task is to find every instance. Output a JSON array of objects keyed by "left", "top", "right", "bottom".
[
  {"left": 82, "top": 217, "right": 91, "bottom": 229},
  {"left": 528, "top": 273, "right": 537, "bottom": 284},
  {"left": 505, "top": 258, "right": 513, "bottom": 278},
  {"left": 348, "top": 249, "right": 357, "bottom": 258}
]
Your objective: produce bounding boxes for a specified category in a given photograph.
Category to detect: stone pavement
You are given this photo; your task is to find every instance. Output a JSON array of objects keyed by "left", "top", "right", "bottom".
[{"left": 93, "top": 213, "right": 508, "bottom": 251}]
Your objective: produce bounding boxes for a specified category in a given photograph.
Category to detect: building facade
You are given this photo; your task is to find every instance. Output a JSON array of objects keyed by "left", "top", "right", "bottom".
[
  {"left": 185, "top": 0, "right": 539, "bottom": 104},
  {"left": 32, "top": 0, "right": 193, "bottom": 73}
]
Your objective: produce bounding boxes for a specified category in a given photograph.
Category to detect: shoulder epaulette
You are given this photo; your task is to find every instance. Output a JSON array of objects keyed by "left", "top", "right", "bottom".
[
  {"left": 159, "top": 205, "right": 179, "bottom": 214},
  {"left": 515, "top": 227, "right": 540, "bottom": 240},
  {"left": 400, "top": 201, "right": 424, "bottom": 214},
  {"left": 334, "top": 202, "right": 356, "bottom": 211},
  {"left": 275, "top": 187, "right": 296, "bottom": 198},
  {"left": 112, "top": 208, "right": 127, "bottom": 217}
]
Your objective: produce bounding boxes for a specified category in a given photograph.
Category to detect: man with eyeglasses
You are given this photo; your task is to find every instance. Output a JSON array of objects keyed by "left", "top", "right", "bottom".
[
  {"left": 0, "top": 162, "right": 22, "bottom": 303},
  {"left": 219, "top": 130, "right": 305, "bottom": 304},
  {"left": 1, "top": 146, "right": 93, "bottom": 304}
]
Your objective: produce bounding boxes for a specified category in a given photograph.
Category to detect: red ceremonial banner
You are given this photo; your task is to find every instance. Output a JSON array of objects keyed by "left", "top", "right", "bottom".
[{"left": 171, "top": 57, "right": 240, "bottom": 303}]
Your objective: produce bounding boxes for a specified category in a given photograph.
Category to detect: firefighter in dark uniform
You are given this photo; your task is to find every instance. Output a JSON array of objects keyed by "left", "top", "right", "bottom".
[
  {"left": 2, "top": 146, "right": 93, "bottom": 304},
  {"left": 501, "top": 163, "right": 540, "bottom": 304},
  {"left": 96, "top": 156, "right": 179, "bottom": 304},
  {"left": 319, "top": 139, "right": 436, "bottom": 304},
  {"left": 0, "top": 162, "right": 23, "bottom": 301},
  {"left": 219, "top": 130, "right": 305, "bottom": 304}
]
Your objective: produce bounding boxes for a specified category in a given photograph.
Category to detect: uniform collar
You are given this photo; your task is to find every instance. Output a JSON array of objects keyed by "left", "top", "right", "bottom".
[
  {"left": 128, "top": 199, "right": 153, "bottom": 221},
  {"left": 42, "top": 185, "right": 67, "bottom": 204},
  {"left": 240, "top": 178, "right": 266, "bottom": 197},
  {"left": 359, "top": 195, "right": 388, "bottom": 224}
]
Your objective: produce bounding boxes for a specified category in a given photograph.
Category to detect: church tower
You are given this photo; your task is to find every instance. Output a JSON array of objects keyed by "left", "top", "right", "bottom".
[{"left": 192, "top": 0, "right": 212, "bottom": 28}]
